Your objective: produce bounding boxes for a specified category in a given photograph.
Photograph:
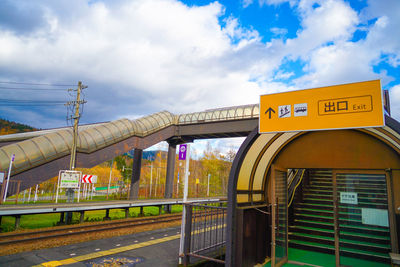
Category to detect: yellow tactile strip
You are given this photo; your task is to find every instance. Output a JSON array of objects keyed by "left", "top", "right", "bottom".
[
  {"left": 33, "top": 234, "right": 180, "bottom": 267},
  {"left": 34, "top": 224, "right": 226, "bottom": 267}
]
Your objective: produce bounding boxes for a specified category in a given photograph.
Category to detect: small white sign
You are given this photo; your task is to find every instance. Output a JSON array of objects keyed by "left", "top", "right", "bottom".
[
  {"left": 362, "top": 208, "right": 389, "bottom": 227},
  {"left": 0, "top": 172, "right": 4, "bottom": 183},
  {"left": 278, "top": 105, "right": 291, "bottom": 118},
  {"left": 340, "top": 192, "right": 358, "bottom": 205},
  {"left": 294, "top": 103, "right": 308, "bottom": 117},
  {"left": 60, "top": 171, "right": 81, "bottom": 188}
]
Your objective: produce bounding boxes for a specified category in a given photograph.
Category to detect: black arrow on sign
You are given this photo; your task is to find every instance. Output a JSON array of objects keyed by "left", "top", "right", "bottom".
[{"left": 265, "top": 107, "right": 275, "bottom": 119}]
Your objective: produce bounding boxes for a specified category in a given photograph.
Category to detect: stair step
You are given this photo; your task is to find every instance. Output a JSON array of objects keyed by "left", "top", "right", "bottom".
[
  {"left": 294, "top": 215, "right": 390, "bottom": 232},
  {"left": 302, "top": 198, "right": 388, "bottom": 208},
  {"left": 341, "top": 231, "right": 391, "bottom": 245},
  {"left": 289, "top": 232, "right": 390, "bottom": 252},
  {"left": 294, "top": 207, "right": 363, "bottom": 220},
  {"left": 306, "top": 186, "right": 387, "bottom": 193},
  {"left": 290, "top": 225, "right": 333, "bottom": 238},
  {"left": 303, "top": 193, "right": 388, "bottom": 202},
  {"left": 295, "top": 203, "right": 386, "bottom": 214},
  {"left": 289, "top": 240, "right": 390, "bottom": 263},
  {"left": 289, "top": 225, "right": 390, "bottom": 244}
]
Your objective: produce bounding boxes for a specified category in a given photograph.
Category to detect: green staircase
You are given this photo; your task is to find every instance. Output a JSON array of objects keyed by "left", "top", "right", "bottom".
[{"left": 289, "top": 170, "right": 391, "bottom": 263}]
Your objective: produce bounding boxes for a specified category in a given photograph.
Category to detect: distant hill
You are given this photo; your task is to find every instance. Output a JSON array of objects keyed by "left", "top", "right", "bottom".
[{"left": 0, "top": 118, "right": 38, "bottom": 135}]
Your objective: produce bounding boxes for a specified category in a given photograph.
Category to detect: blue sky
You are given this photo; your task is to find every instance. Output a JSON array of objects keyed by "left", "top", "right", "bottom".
[{"left": 0, "top": 0, "right": 399, "bottom": 154}]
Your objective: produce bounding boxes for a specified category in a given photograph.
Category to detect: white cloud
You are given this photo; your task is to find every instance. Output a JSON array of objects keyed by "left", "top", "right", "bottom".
[
  {"left": 242, "top": 0, "right": 254, "bottom": 8},
  {"left": 0, "top": 0, "right": 400, "bottom": 138},
  {"left": 270, "top": 27, "right": 288, "bottom": 37},
  {"left": 293, "top": 42, "right": 383, "bottom": 88},
  {"left": 0, "top": 0, "right": 270, "bottom": 125},
  {"left": 259, "top": 0, "right": 298, "bottom": 7},
  {"left": 286, "top": 0, "right": 359, "bottom": 60}
]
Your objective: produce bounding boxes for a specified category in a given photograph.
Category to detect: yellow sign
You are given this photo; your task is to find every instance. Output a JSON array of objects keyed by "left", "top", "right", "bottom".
[{"left": 259, "top": 80, "right": 384, "bottom": 133}]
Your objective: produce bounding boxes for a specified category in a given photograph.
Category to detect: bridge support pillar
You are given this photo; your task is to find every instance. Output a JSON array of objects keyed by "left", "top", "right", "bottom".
[
  {"left": 59, "top": 212, "right": 65, "bottom": 225},
  {"left": 14, "top": 215, "right": 21, "bottom": 229},
  {"left": 125, "top": 208, "right": 130, "bottom": 218},
  {"left": 164, "top": 142, "right": 176, "bottom": 213},
  {"left": 140, "top": 206, "right": 144, "bottom": 216},
  {"left": 159, "top": 205, "right": 162, "bottom": 215},
  {"left": 104, "top": 209, "right": 111, "bottom": 220},
  {"left": 80, "top": 211, "right": 85, "bottom": 223},
  {"left": 129, "top": 149, "right": 142, "bottom": 200}
]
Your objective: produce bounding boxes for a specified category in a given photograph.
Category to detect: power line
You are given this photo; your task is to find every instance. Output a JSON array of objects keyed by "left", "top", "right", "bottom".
[
  {"left": 0, "top": 98, "right": 65, "bottom": 103},
  {"left": 0, "top": 81, "right": 75, "bottom": 86},
  {"left": 0, "top": 103, "right": 65, "bottom": 106},
  {"left": 0, "top": 86, "right": 67, "bottom": 91},
  {"left": 0, "top": 98, "right": 66, "bottom": 107}
]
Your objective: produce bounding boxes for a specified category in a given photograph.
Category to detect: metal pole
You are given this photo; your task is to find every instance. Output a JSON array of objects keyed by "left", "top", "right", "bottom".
[
  {"left": 3, "top": 154, "right": 15, "bottom": 203},
  {"left": 183, "top": 145, "right": 190, "bottom": 202},
  {"left": 77, "top": 178, "right": 81, "bottom": 203},
  {"left": 177, "top": 172, "right": 180, "bottom": 198},
  {"left": 27, "top": 187, "right": 31, "bottom": 203},
  {"left": 107, "top": 159, "right": 114, "bottom": 200},
  {"left": 207, "top": 173, "right": 210, "bottom": 197},
  {"left": 56, "top": 171, "right": 61, "bottom": 203},
  {"left": 150, "top": 163, "right": 153, "bottom": 198},
  {"left": 34, "top": 184, "right": 38, "bottom": 203},
  {"left": 179, "top": 144, "right": 190, "bottom": 263}
]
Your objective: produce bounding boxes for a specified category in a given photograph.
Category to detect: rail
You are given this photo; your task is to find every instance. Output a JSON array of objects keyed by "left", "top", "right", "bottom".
[{"left": 182, "top": 201, "right": 227, "bottom": 266}]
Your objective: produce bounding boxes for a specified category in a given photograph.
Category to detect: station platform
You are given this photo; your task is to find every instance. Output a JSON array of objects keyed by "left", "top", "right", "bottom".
[
  {"left": 0, "top": 225, "right": 183, "bottom": 267},
  {"left": 0, "top": 197, "right": 222, "bottom": 216}
]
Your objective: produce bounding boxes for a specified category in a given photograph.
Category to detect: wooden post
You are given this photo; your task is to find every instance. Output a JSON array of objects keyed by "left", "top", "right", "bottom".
[{"left": 0, "top": 183, "right": 4, "bottom": 204}]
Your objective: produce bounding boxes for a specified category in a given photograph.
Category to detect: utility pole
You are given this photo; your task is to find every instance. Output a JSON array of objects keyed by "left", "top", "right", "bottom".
[
  {"left": 64, "top": 81, "right": 86, "bottom": 223},
  {"left": 69, "top": 81, "right": 86, "bottom": 170}
]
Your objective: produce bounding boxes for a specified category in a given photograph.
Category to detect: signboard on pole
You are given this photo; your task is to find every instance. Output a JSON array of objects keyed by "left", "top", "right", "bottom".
[
  {"left": 259, "top": 80, "right": 384, "bottom": 133},
  {"left": 81, "top": 174, "right": 97, "bottom": 183},
  {"left": 179, "top": 144, "right": 187, "bottom": 160},
  {"left": 60, "top": 171, "right": 81, "bottom": 188}
]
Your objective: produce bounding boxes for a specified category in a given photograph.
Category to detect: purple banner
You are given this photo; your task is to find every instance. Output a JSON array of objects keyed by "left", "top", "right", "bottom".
[{"left": 178, "top": 144, "right": 187, "bottom": 160}]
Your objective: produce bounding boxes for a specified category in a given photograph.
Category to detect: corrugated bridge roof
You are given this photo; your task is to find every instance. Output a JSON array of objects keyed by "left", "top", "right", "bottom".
[{"left": 0, "top": 104, "right": 259, "bottom": 184}]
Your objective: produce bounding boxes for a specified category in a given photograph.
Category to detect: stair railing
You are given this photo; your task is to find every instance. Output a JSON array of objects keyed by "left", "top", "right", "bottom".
[{"left": 288, "top": 169, "right": 305, "bottom": 207}]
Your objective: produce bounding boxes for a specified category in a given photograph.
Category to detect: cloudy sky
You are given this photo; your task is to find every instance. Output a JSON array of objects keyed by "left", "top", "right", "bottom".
[{"left": 0, "top": 0, "right": 399, "bottom": 153}]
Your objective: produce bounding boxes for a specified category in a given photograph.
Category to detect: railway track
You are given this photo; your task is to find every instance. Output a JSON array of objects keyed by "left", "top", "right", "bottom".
[{"left": 0, "top": 213, "right": 183, "bottom": 246}]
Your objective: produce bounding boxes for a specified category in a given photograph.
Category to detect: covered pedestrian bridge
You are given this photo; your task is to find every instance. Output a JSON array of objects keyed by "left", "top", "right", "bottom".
[{"left": 0, "top": 104, "right": 259, "bottom": 199}]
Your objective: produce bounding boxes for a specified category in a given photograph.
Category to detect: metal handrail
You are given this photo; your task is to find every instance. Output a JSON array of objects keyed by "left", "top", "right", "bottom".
[{"left": 288, "top": 169, "right": 305, "bottom": 207}]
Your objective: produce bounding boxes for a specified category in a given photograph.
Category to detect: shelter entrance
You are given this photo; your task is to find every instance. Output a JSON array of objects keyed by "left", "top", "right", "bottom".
[
  {"left": 274, "top": 168, "right": 393, "bottom": 266},
  {"left": 228, "top": 126, "right": 400, "bottom": 267}
]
